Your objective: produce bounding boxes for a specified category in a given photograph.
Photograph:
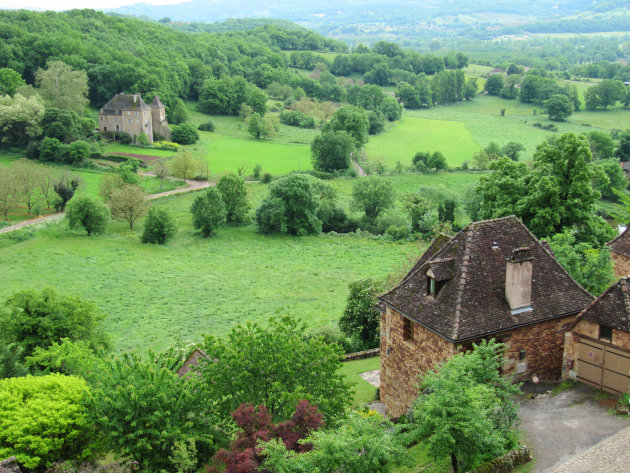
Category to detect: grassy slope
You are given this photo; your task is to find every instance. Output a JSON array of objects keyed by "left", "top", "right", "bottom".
[{"left": 0, "top": 191, "right": 422, "bottom": 352}]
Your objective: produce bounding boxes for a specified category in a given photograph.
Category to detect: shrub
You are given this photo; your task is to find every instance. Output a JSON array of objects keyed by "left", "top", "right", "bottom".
[
  {"left": 154, "top": 141, "right": 180, "bottom": 151},
  {"left": 141, "top": 206, "right": 177, "bottom": 244},
  {"left": 339, "top": 279, "right": 384, "bottom": 348},
  {"left": 66, "top": 194, "right": 110, "bottom": 236},
  {"left": 279, "top": 110, "right": 316, "bottom": 129},
  {"left": 190, "top": 187, "right": 226, "bottom": 237},
  {"left": 261, "top": 172, "right": 272, "bottom": 183},
  {"left": 0, "top": 374, "right": 99, "bottom": 471},
  {"left": 311, "top": 131, "right": 355, "bottom": 173},
  {"left": 253, "top": 164, "right": 262, "bottom": 179},
  {"left": 385, "top": 224, "right": 410, "bottom": 241},
  {"left": 198, "top": 121, "right": 215, "bottom": 132},
  {"left": 468, "top": 446, "right": 532, "bottom": 473},
  {"left": 171, "top": 123, "right": 199, "bottom": 145},
  {"left": 117, "top": 132, "right": 132, "bottom": 144},
  {"left": 216, "top": 174, "right": 249, "bottom": 225}
]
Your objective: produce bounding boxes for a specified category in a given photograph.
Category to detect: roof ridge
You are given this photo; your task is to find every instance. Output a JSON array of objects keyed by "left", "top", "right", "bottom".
[
  {"left": 451, "top": 223, "right": 474, "bottom": 340},
  {"left": 570, "top": 277, "right": 621, "bottom": 331},
  {"left": 607, "top": 225, "right": 628, "bottom": 246}
]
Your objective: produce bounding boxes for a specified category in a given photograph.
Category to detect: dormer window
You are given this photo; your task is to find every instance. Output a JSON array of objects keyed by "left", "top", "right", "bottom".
[
  {"left": 427, "top": 276, "right": 436, "bottom": 296},
  {"left": 600, "top": 325, "right": 613, "bottom": 342}
]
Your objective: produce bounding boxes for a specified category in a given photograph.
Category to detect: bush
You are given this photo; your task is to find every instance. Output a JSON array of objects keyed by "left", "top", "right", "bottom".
[
  {"left": 468, "top": 446, "right": 532, "bottom": 473},
  {"left": 190, "top": 187, "right": 226, "bottom": 237},
  {"left": 253, "top": 164, "right": 262, "bottom": 179},
  {"left": 385, "top": 224, "right": 410, "bottom": 241},
  {"left": 141, "top": 206, "right": 177, "bottom": 244},
  {"left": 279, "top": 110, "right": 316, "bottom": 129},
  {"left": 154, "top": 141, "right": 180, "bottom": 151},
  {"left": 66, "top": 194, "right": 110, "bottom": 236},
  {"left": 216, "top": 174, "right": 249, "bottom": 225},
  {"left": 311, "top": 131, "right": 355, "bottom": 173},
  {"left": 0, "top": 374, "right": 99, "bottom": 471},
  {"left": 339, "top": 279, "right": 384, "bottom": 349},
  {"left": 171, "top": 123, "right": 199, "bottom": 145},
  {"left": 261, "top": 172, "right": 272, "bottom": 183},
  {"left": 117, "top": 132, "right": 132, "bottom": 144},
  {"left": 198, "top": 121, "right": 215, "bottom": 132}
]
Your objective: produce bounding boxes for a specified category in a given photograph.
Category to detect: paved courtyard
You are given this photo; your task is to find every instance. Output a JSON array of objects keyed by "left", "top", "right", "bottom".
[{"left": 519, "top": 383, "right": 630, "bottom": 472}]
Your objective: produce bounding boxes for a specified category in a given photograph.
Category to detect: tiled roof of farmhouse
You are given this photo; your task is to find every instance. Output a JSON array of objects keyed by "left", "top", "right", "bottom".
[
  {"left": 151, "top": 95, "right": 165, "bottom": 108},
  {"left": 100, "top": 93, "right": 151, "bottom": 114},
  {"left": 379, "top": 216, "right": 593, "bottom": 342},
  {"left": 573, "top": 277, "right": 630, "bottom": 333},
  {"left": 607, "top": 226, "right": 630, "bottom": 258}
]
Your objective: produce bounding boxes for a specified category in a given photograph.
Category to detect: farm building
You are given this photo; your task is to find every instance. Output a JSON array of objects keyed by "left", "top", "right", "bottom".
[
  {"left": 98, "top": 93, "right": 171, "bottom": 144},
  {"left": 378, "top": 215, "right": 594, "bottom": 417},
  {"left": 608, "top": 226, "right": 630, "bottom": 277},
  {"left": 562, "top": 277, "right": 630, "bottom": 394}
]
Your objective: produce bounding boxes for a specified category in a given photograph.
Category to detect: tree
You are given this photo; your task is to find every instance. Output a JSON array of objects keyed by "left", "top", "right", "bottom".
[
  {"left": 141, "top": 206, "right": 177, "bottom": 244},
  {"left": 0, "top": 287, "right": 107, "bottom": 361},
  {"left": 616, "top": 130, "right": 630, "bottom": 162},
  {"left": 545, "top": 94, "right": 573, "bottom": 121},
  {"left": 171, "top": 122, "right": 199, "bottom": 145},
  {"left": 261, "top": 413, "right": 408, "bottom": 473},
  {"left": 66, "top": 139, "right": 91, "bottom": 165},
  {"left": 109, "top": 184, "right": 148, "bottom": 229},
  {"left": 98, "top": 173, "right": 125, "bottom": 202},
  {"left": 88, "top": 351, "right": 216, "bottom": 473},
  {"left": 380, "top": 96, "right": 402, "bottom": 121},
  {"left": 367, "top": 110, "right": 386, "bottom": 135},
  {"left": 209, "top": 401, "right": 323, "bottom": 473},
  {"left": 592, "top": 158, "right": 627, "bottom": 201},
  {"left": 0, "top": 374, "right": 99, "bottom": 471},
  {"left": 66, "top": 194, "right": 110, "bottom": 236},
  {"left": 395, "top": 82, "right": 422, "bottom": 109},
  {"left": 0, "top": 93, "right": 44, "bottom": 147},
  {"left": 256, "top": 174, "right": 323, "bottom": 236},
  {"left": 311, "top": 131, "right": 355, "bottom": 173},
  {"left": 247, "top": 113, "right": 271, "bottom": 140},
  {"left": 0, "top": 167, "right": 15, "bottom": 221},
  {"left": 35, "top": 61, "right": 89, "bottom": 114},
  {"left": 352, "top": 176, "right": 395, "bottom": 220},
  {"left": 216, "top": 174, "right": 249, "bottom": 225},
  {"left": 426, "top": 151, "right": 447, "bottom": 171},
  {"left": 413, "top": 340, "right": 520, "bottom": 473},
  {"left": 339, "top": 278, "right": 383, "bottom": 348},
  {"left": 501, "top": 141, "right": 525, "bottom": 161},
  {"left": 154, "top": 159, "right": 169, "bottom": 190},
  {"left": 200, "top": 316, "right": 351, "bottom": 422},
  {"left": 0, "top": 67, "right": 25, "bottom": 96},
  {"left": 170, "top": 150, "right": 197, "bottom": 179},
  {"left": 169, "top": 98, "right": 189, "bottom": 125},
  {"left": 11, "top": 158, "right": 43, "bottom": 215},
  {"left": 38, "top": 167, "right": 56, "bottom": 209},
  {"left": 484, "top": 74, "right": 503, "bottom": 95},
  {"left": 548, "top": 231, "right": 615, "bottom": 295},
  {"left": 190, "top": 187, "right": 226, "bottom": 237},
  {"left": 39, "top": 136, "right": 62, "bottom": 162},
  {"left": 587, "top": 131, "right": 615, "bottom": 160},
  {"left": 322, "top": 105, "right": 369, "bottom": 147},
  {"left": 53, "top": 175, "right": 79, "bottom": 212},
  {"left": 585, "top": 80, "right": 626, "bottom": 110}
]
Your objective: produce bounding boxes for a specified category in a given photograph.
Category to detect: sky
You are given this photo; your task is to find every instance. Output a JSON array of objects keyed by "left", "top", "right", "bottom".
[{"left": 0, "top": 0, "right": 186, "bottom": 10}]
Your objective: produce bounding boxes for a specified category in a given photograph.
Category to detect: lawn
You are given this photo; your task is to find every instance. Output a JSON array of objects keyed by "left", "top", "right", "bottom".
[
  {"left": 338, "top": 356, "right": 381, "bottom": 407},
  {"left": 0, "top": 193, "right": 422, "bottom": 352},
  {"left": 364, "top": 115, "right": 481, "bottom": 168},
  {"left": 102, "top": 143, "right": 176, "bottom": 158}
]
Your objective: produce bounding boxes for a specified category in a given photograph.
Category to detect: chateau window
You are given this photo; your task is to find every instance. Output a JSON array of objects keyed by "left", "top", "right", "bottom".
[
  {"left": 600, "top": 325, "right": 613, "bottom": 342},
  {"left": 136, "top": 111, "right": 138, "bottom": 116},
  {"left": 127, "top": 111, "right": 130, "bottom": 115},
  {"left": 128, "top": 119, "right": 131, "bottom": 124},
  {"left": 403, "top": 317, "right": 414, "bottom": 341},
  {"left": 100, "top": 116, "right": 103, "bottom": 121}
]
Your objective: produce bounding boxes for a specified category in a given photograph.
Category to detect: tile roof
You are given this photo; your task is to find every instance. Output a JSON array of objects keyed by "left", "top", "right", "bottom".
[
  {"left": 151, "top": 95, "right": 165, "bottom": 108},
  {"left": 607, "top": 226, "right": 630, "bottom": 258},
  {"left": 100, "top": 93, "right": 151, "bottom": 115},
  {"left": 380, "top": 216, "right": 593, "bottom": 342},
  {"left": 574, "top": 277, "right": 630, "bottom": 333}
]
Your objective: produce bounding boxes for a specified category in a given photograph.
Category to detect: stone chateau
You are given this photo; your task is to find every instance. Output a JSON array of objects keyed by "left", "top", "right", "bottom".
[{"left": 98, "top": 93, "right": 170, "bottom": 144}]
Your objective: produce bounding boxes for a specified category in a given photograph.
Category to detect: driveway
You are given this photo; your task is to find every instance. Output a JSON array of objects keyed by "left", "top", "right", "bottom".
[{"left": 519, "top": 383, "right": 630, "bottom": 472}]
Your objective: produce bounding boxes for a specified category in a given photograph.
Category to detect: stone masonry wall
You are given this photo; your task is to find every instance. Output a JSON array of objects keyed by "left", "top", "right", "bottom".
[
  {"left": 380, "top": 307, "right": 454, "bottom": 418},
  {"left": 562, "top": 319, "right": 630, "bottom": 380},
  {"left": 495, "top": 315, "right": 576, "bottom": 382},
  {"left": 611, "top": 251, "right": 630, "bottom": 279}
]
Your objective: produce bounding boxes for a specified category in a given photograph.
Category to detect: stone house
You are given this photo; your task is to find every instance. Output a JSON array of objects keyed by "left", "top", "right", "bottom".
[
  {"left": 98, "top": 93, "right": 170, "bottom": 144},
  {"left": 607, "top": 226, "right": 630, "bottom": 277},
  {"left": 177, "top": 347, "right": 209, "bottom": 377},
  {"left": 562, "top": 277, "right": 630, "bottom": 394},
  {"left": 378, "top": 216, "right": 594, "bottom": 418}
]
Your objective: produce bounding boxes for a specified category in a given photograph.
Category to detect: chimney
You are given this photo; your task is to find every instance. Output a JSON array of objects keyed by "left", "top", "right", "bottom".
[
  {"left": 505, "top": 247, "right": 534, "bottom": 311},
  {"left": 133, "top": 94, "right": 138, "bottom": 103}
]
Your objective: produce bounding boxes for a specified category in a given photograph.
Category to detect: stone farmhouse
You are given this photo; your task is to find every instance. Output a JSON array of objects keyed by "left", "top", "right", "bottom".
[
  {"left": 607, "top": 226, "right": 630, "bottom": 277},
  {"left": 378, "top": 215, "right": 594, "bottom": 418},
  {"left": 98, "top": 93, "right": 171, "bottom": 144},
  {"left": 562, "top": 276, "right": 630, "bottom": 394}
]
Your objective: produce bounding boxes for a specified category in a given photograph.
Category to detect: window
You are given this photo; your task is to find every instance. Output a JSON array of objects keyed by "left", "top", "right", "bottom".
[
  {"left": 403, "top": 317, "right": 414, "bottom": 341},
  {"left": 427, "top": 276, "right": 436, "bottom": 296},
  {"left": 100, "top": 116, "right": 103, "bottom": 121},
  {"left": 128, "top": 119, "right": 131, "bottom": 124},
  {"left": 127, "top": 111, "right": 130, "bottom": 115},
  {"left": 600, "top": 325, "right": 613, "bottom": 342}
]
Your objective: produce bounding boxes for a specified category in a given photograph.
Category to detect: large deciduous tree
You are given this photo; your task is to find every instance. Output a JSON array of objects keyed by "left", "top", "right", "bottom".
[
  {"left": 0, "top": 94, "right": 44, "bottom": 147},
  {"left": 322, "top": 105, "right": 369, "bottom": 147},
  {"left": 170, "top": 150, "right": 197, "bottom": 179},
  {"left": 351, "top": 176, "right": 395, "bottom": 220},
  {"left": 35, "top": 61, "right": 89, "bottom": 114},
  {"left": 11, "top": 158, "right": 44, "bottom": 215},
  {"left": 311, "top": 131, "right": 355, "bottom": 173},
  {"left": 0, "top": 167, "right": 15, "bottom": 221},
  {"left": 545, "top": 94, "right": 573, "bottom": 122},
  {"left": 339, "top": 278, "right": 383, "bottom": 349},
  {"left": 66, "top": 194, "right": 110, "bottom": 236},
  {"left": 200, "top": 316, "right": 351, "bottom": 423},
  {"left": 0, "top": 67, "right": 25, "bottom": 96},
  {"left": 109, "top": 184, "right": 147, "bottom": 229},
  {"left": 413, "top": 340, "right": 520, "bottom": 473}
]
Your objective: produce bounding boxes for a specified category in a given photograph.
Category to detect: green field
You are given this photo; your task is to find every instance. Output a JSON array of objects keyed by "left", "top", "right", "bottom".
[
  {"left": 103, "top": 143, "right": 176, "bottom": 158},
  {"left": 364, "top": 115, "right": 481, "bottom": 167},
  {"left": 0, "top": 191, "right": 422, "bottom": 352}
]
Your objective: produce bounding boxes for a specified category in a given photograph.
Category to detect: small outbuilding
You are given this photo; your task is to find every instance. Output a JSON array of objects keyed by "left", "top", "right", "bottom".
[{"left": 562, "top": 276, "right": 630, "bottom": 394}]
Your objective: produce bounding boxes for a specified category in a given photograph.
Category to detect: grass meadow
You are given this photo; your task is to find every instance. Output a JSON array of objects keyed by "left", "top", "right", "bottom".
[
  {"left": 339, "top": 356, "right": 381, "bottom": 407},
  {"left": 0, "top": 189, "right": 422, "bottom": 352}
]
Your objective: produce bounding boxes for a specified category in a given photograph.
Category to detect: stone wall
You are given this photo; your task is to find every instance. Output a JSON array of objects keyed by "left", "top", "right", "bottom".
[
  {"left": 99, "top": 110, "right": 154, "bottom": 144},
  {"left": 611, "top": 251, "right": 630, "bottom": 278},
  {"left": 380, "top": 307, "right": 454, "bottom": 418},
  {"left": 495, "top": 315, "right": 576, "bottom": 382},
  {"left": 562, "top": 319, "right": 630, "bottom": 380},
  {"left": 0, "top": 457, "right": 22, "bottom": 473},
  {"left": 151, "top": 106, "right": 171, "bottom": 141}
]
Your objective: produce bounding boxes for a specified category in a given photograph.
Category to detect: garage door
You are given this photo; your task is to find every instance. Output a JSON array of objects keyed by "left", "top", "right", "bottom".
[{"left": 577, "top": 338, "right": 630, "bottom": 394}]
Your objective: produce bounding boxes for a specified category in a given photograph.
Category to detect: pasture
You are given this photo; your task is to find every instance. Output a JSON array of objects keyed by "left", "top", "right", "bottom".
[{"left": 0, "top": 190, "right": 422, "bottom": 352}]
